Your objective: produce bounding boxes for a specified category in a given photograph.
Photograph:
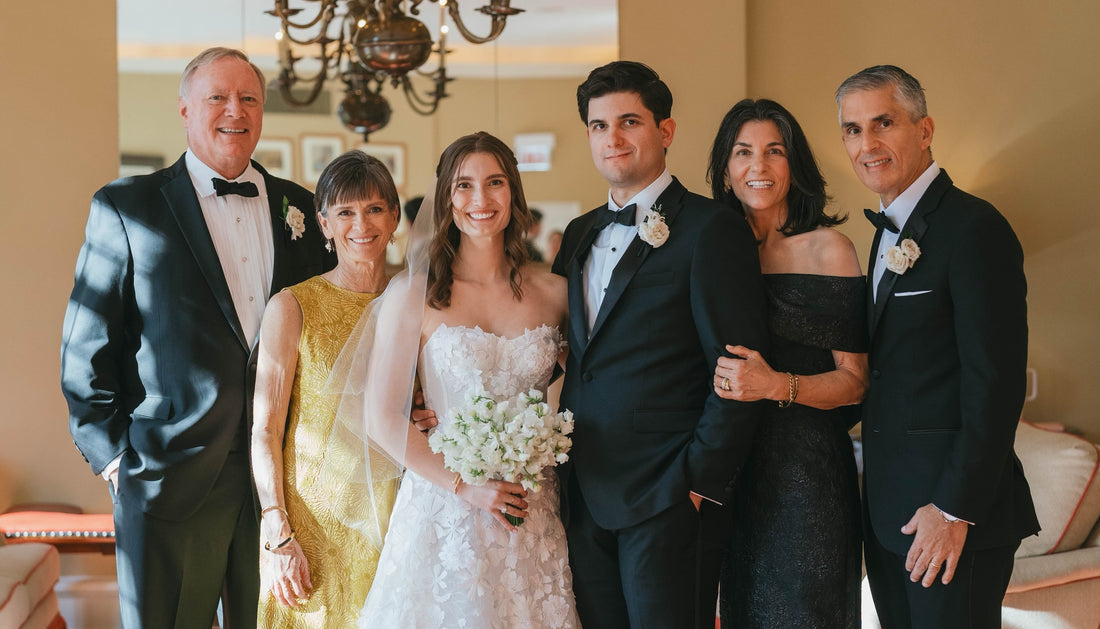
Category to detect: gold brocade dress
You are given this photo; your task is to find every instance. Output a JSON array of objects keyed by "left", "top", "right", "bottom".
[{"left": 258, "top": 276, "right": 398, "bottom": 628}]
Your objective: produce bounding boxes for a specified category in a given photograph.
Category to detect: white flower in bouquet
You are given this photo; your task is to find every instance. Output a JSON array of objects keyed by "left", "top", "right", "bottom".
[{"left": 428, "top": 388, "right": 574, "bottom": 494}]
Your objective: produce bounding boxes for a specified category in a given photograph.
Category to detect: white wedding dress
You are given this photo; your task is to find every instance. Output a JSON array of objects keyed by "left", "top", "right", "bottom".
[{"left": 360, "top": 323, "right": 580, "bottom": 628}]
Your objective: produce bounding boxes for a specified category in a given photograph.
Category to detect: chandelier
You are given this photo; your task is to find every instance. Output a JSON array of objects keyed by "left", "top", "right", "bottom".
[{"left": 269, "top": 0, "right": 522, "bottom": 140}]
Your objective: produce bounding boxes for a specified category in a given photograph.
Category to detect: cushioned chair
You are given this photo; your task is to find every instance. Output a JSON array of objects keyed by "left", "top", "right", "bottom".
[
  {"left": 0, "top": 541, "right": 65, "bottom": 629},
  {"left": 862, "top": 421, "right": 1100, "bottom": 629}
]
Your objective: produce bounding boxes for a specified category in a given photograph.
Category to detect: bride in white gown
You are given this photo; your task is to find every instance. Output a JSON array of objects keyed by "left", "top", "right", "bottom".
[{"left": 358, "top": 132, "right": 579, "bottom": 628}]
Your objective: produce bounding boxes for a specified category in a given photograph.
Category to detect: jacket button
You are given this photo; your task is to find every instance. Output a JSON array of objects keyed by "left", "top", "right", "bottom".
[
  {"left": 582, "top": 372, "right": 593, "bottom": 382},
  {"left": 871, "top": 369, "right": 881, "bottom": 379}
]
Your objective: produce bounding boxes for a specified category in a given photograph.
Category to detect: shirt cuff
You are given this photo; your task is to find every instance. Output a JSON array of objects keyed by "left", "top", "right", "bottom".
[
  {"left": 933, "top": 504, "right": 973, "bottom": 526},
  {"left": 100, "top": 454, "right": 123, "bottom": 481}
]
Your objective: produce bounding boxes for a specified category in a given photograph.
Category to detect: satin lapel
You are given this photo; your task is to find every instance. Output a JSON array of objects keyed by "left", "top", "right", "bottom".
[
  {"left": 262, "top": 164, "right": 292, "bottom": 298},
  {"left": 589, "top": 179, "right": 687, "bottom": 342},
  {"left": 867, "top": 227, "right": 884, "bottom": 337},
  {"left": 161, "top": 164, "right": 249, "bottom": 350},
  {"left": 869, "top": 171, "right": 949, "bottom": 334},
  {"left": 567, "top": 211, "right": 603, "bottom": 358}
]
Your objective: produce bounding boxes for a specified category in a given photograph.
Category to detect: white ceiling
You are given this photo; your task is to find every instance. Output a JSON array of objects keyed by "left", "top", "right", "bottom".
[{"left": 117, "top": 0, "right": 618, "bottom": 77}]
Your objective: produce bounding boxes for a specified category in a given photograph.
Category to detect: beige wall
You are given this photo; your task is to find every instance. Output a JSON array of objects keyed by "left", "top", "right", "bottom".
[
  {"left": 742, "top": 0, "right": 1100, "bottom": 440},
  {"left": 0, "top": 2, "right": 119, "bottom": 513},
  {"left": 619, "top": 0, "right": 748, "bottom": 194}
]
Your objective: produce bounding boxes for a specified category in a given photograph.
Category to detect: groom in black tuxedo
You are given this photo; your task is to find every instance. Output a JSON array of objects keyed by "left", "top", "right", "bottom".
[
  {"left": 552, "top": 61, "right": 769, "bottom": 628},
  {"left": 837, "top": 65, "right": 1038, "bottom": 629},
  {"left": 61, "top": 48, "right": 332, "bottom": 628}
]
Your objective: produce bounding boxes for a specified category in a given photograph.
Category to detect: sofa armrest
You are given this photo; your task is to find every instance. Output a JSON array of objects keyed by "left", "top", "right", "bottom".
[{"left": 1008, "top": 546, "right": 1100, "bottom": 593}]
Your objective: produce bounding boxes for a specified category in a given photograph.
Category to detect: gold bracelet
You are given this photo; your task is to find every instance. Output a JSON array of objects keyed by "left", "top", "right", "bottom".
[
  {"left": 451, "top": 472, "right": 463, "bottom": 494},
  {"left": 263, "top": 529, "right": 296, "bottom": 552},
  {"left": 777, "top": 372, "right": 798, "bottom": 408},
  {"left": 260, "top": 505, "right": 288, "bottom": 519}
]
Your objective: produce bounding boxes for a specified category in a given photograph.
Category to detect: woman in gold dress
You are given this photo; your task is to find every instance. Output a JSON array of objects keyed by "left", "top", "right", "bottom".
[{"left": 251, "top": 150, "right": 401, "bottom": 627}]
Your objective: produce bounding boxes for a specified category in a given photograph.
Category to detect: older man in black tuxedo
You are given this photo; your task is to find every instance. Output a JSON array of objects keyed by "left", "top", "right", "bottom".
[
  {"left": 552, "top": 60, "right": 769, "bottom": 629},
  {"left": 61, "top": 47, "right": 332, "bottom": 628},
  {"left": 837, "top": 64, "right": 1039, "bottom": 629}
]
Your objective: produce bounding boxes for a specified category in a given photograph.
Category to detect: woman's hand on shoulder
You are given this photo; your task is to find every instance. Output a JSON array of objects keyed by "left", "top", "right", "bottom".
[{"left": 456, "top": 478, "right": 530, "bottom": 532}]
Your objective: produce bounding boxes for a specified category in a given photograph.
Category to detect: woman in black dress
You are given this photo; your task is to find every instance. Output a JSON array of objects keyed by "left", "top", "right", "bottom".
[{"left": 707, "top": 99, "right": 868, "bottom": 628}]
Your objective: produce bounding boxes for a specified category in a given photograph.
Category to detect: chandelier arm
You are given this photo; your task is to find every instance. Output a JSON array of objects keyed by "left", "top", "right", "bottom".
[
  {"left": 445, "top": 2, "right": 508, "bottom": 44},
  {"left": 401, "top": 76, "right": 442, "bottom": 115},
  {"left": 278, "top": 70, "right": 331, "bottom": 107},
  {"left": 268, "top": 0, "right": 336, "bottom": 31}
]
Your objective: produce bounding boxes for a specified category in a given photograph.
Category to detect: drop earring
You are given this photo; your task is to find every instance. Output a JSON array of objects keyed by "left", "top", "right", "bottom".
[{"left": 324, "top": 239, "right": 333, "bottom": 253}]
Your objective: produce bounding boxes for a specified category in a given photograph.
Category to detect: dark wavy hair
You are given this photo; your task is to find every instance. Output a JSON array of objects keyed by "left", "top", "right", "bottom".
[
  {"left": 707, "top": 98, "right": 845, "bottom": 236},
  {"left": 427, "top": 132, "right": 531, "bottom": 309},
  {"left": 577, "top": 60, "right": 673, "bottom": 124}
]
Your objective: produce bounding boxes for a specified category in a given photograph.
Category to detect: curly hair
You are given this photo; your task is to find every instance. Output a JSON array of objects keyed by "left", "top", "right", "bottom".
[{"left": 427, "top": 132, "right": 531, "bottom": 309}]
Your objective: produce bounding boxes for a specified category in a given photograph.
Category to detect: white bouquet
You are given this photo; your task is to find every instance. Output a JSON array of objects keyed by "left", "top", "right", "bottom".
[{"left": 428, "top": 387, "right": 574, "bottom": 522}]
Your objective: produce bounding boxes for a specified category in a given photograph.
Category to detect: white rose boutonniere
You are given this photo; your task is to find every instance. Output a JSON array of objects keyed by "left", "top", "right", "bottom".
[
  {"left": 885, "top": 238, "right": 921, "bottom": 274},
  {"left": 638, "top": 202, "right": 669, "bottom": 248},
  {"left": 281, "top": 196, "right": 306, "bottom": 241}
]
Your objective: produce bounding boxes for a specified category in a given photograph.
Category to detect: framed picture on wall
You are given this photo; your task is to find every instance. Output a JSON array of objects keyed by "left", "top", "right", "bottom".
[
  {"left": 357, "top": 142, "right": 406, "bottom": 188},
  {"left": 301, "top": 134, "right": 345, "bottom": 184},
  {"left": 252, "top": 138, "right": 294, "bottom": 180},
  {"left": 119, "top": 153, "right": 164, "bottom": 178}
]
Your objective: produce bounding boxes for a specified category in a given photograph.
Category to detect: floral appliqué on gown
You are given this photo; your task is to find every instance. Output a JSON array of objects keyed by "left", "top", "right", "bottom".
[{"left": 359, "top": 324, "right": 580, "bottom": 628}]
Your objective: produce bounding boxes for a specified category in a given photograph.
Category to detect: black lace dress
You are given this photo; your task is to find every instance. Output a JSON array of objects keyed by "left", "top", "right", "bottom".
[{"left": 720, "top": 274, "right": 866, "bottom": 629}]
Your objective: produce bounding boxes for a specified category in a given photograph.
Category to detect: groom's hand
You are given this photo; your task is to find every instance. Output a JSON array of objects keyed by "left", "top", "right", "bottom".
[{"left": 410, "top": 390, "right": 438, "bottom": 432}]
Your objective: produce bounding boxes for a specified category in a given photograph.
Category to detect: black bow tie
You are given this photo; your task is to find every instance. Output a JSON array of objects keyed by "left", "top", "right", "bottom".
[
  {"left": 212, "top": 178, "right": 259, "bottom": 198},
  {"left": 864, "top": 208, "right": 899, "bottom": 234},
  {"left": 594, "top": 203, "right": 637, "bottom": 231}
]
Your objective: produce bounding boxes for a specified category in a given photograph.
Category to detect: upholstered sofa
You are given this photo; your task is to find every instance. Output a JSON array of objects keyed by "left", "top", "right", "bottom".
[
  {"left": 0, "top": 540, "right": 65, "bottom": 629},
  {"left": 863, "top": 420, "right": 1100, "bottom": 629}
]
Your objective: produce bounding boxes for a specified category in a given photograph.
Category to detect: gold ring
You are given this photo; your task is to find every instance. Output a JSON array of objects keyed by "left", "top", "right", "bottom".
[
  {"left": 930, "top": 562, "right": 940, "bottom": 569},
  {"left": 721, "top": 377, "right": 731, "bottom": 392}
]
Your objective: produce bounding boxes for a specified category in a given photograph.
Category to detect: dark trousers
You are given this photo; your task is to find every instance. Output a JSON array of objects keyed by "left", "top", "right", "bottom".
[
  {"left": 566, "top": 476, "right": 726, "bottom": 629},
  {"left": 864, "top": 519, "right": 1018, "bottom": 629},
  {"left": 113, "top": 452, "right": 259, "bottom": 629}
]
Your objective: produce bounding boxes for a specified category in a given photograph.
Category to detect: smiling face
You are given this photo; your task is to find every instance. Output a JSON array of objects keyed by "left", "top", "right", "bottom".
[
  {"left": 839, "top": 85, "right": 934, "bottom": 207},
  {"left": 318, "top": 196, "right": 398, "bottom": 265},
  {"left": 450, "top": 152, "right": 513, "bottom": 241},
  {"left": 179, "top": 56, "right": 265, "bottom": 179},
  {"left": 586, "top": 91, "right": 675, "bottom": 204},
  {"left": 726, "top": 119, "right": 791, "bottom": 219}
]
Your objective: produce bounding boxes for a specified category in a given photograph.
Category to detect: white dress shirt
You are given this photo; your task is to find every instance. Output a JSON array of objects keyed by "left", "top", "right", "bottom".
[
  {"left": 583, "top": 169, "right": 673, "bottom": 335},
  {"left": 185, "top": 150, "right": 274, "bottom": 346},
  {"left": 871, "top": 161, "right": 940, "bottom": 302}
]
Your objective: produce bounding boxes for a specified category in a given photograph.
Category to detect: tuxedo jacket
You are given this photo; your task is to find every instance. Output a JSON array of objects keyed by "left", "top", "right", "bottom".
[
  {"left": 551, "top": 178, "right": 769, "bottom": 530},
  {"left": 61, "top": 154, "right": 333, "bottom": 520},
  {"left": 862, "top": 170, "right": 1039, "bottom": 554}
]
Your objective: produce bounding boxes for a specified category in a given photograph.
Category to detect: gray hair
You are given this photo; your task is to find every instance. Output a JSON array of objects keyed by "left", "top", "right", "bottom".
[
  {"left": 179, "top": 47, "right": 266, "bottom": 102},
  {"left": 835, "top": 64, "right": 927, "bottom": 122}
]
